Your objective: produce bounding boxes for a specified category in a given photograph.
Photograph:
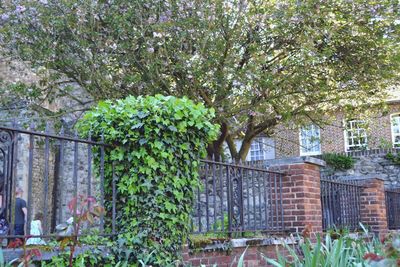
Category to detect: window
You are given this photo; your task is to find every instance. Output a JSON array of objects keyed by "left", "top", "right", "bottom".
[
  {"left": 250, "top": 138, "right": 265, "bottom": 161},
  {"left": 345, "top": 120, "right": 368, "bottom": 151},
  {"left": 299, "top": 124, "right": 321, "bottom": 155},
  {"left": 391, "top": 114, "right": 400, "bottom": 147}
]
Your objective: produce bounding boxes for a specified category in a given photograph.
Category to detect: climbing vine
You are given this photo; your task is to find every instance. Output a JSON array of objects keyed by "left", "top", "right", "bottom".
[{"left": 77, "top": 95, "right": 219, "bottom": 265}]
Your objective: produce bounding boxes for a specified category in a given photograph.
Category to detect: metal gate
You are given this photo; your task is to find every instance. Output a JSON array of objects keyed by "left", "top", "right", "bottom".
[{"left": 0, "top": 129, "right": 15, "bottom": 230}]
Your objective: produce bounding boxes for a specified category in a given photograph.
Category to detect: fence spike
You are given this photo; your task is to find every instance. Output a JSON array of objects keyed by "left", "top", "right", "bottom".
[
  {"left": 12, "top": 118, "right": 17, "bottom": 128},
  {"left": 45, "top": 121, "right": 50, "bottom": 133},
  {"left": 60, "top": 125, "right": 65, "bottom": 136}
]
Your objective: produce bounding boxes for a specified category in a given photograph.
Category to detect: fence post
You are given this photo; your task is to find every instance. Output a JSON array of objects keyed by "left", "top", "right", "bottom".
[
  {"left": 359, "top": 178, "right": 388, "bottom": 238},
  {"left": 269, "top": 157, "right": 325, "bottom": 238}
]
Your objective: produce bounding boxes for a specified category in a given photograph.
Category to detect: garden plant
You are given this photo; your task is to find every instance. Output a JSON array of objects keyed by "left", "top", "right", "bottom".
[
  {"left": 77, "top": 95, "right": 219, "bottom": 265},
  {"left": 265, "top": 225, "right": 400, "bottom": 267}
]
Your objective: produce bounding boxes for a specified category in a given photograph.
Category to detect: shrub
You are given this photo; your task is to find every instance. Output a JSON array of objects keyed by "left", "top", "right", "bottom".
[
  {"left": 385, "top": 152, "right": 400, "bottom": 165},
  {"left": 77, "top": 95, "right": 219, "bottom": 265},
  {"left": 321, "top": 153, "right": 355, "bottom": 170}
]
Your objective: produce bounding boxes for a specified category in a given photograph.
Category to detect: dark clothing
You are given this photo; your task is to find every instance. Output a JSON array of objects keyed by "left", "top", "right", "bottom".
[
  {"left": 14, "top": 224, "right": 24, "bottom": 236},
  {"left": 15, "top": 198, "right": 26, "bottom": 225}
]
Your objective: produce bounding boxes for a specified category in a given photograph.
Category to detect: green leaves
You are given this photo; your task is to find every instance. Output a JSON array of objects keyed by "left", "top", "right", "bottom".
[
  {"left": 77, "top": 95, "right": 218, "bottom": 265},
  {"left": 3, "top": 0, "right": 396, "bottom": 161}
]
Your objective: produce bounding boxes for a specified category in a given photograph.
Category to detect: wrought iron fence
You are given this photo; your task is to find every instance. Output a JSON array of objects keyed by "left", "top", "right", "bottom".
[
  {"left": 320, "top": 176, "right": 363, "bottom": 231},
  {"left": 385, "top": 188, "right": 400, "bottom": 230},
  {"left": 0, "top": 124, "right": 118, "bottom": 241},
  {"left": 191, "top": 159, "right": 284, "bottom": 235}
]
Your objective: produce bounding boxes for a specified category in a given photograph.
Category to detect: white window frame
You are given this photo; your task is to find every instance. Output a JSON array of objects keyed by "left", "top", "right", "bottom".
[
  {"left": 249, "top": 138, "right": 265, "bottom": 161},
  {"left": 299, "top": 124, "right": 321, "bottom": 156},
  {"left": 344, "top": 119, "right": 368, "bottom": 152},
  {"left": 391, "top": 113, "right": 400, "bottom": 147}
]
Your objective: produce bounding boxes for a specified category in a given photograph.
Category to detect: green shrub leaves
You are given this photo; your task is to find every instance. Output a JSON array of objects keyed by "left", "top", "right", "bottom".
[
  {"left": 321, "top": 153, "right": 355, "bottom": 170},
  {"left": 77, "top": 95, "right": 219, "bottom": 265}
]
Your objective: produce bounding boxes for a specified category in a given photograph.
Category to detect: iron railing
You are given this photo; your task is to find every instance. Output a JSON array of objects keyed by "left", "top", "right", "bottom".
[
  {"left": 385, "top": 188, "right": 400, "bottom": 230},
  {"left": 320, "top": 176, "right": 363, "bottom": 231},
  {"left": 191, "top": 159, "right": 284, "bottom": 235},
  {"left": 0, "top": 124, "right": 118, "bottom": 240}
]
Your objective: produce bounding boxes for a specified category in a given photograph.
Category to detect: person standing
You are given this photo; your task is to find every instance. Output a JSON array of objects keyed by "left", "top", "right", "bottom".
[
  {"left": 14, "top": 187, "right": 27, "bottom": 237},
  {"left": 26, "top": 212, "right": 45, "bottom": 245}
]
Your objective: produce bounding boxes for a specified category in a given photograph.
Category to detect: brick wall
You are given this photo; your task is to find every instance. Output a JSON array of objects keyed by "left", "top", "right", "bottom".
[
  {"left": 274, "top": 123, "right": 299, "bottom": 158},
  {"left": 319, "top": 113, "right": 346, "bottom": 154},
  {"left": 182, "top": 243, "right": 290, "bottom": 267},
  {"left": 367, "top": 105, "right": 399, "bottom": 148},
  {"left": 279, "top": 162, "right": 323, "bottom": 235},
  {"left": 359, "top": 178, "right": 388, "bottom": 238}
]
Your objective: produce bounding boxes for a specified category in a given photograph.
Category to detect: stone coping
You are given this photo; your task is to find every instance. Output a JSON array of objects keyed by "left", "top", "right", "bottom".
[
  {"left": 264, "top": 156, "right": 326, "bottom": 168},
  {"left": 189, "top": 236, "right": 298, "bottom": 253},
  {"left": 230, "top": 236, "right": 297, "bottom": 248}
]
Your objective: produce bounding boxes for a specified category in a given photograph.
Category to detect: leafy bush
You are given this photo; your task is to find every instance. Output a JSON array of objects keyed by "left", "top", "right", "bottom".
[
  {"left": 77, "top": 95, "right": 219, "bottom": 265},
  {"left": 385, "top": 152, "right": 400, "bottom": 165},
  {"left": 321, "top": 153, "right": 355, "bottom": 170}
]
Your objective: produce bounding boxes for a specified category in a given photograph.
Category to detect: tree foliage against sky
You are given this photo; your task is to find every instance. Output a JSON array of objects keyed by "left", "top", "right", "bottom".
[{"left": 1, "top": 0, "right": 399, "bottom": 160}]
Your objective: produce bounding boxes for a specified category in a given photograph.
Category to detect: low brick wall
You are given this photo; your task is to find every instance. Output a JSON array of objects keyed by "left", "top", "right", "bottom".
[{"left": 183, "top": 237, "right": 294, "bottom": 267}]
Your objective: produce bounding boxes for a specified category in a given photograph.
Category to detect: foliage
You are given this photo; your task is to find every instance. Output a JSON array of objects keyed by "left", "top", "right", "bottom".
[
  {"left": 39, "top": 236, "right": 155, "bottom": 267},
  {"left": 1, "top": 0, "right": 399, "bottom": 160},
  {"left": 385, "top": 152, "right": 400, "bottom": 165},
  {"left": 39, "top": 247, "right": 130, "bottom": 267},
  {"left": 378, "top": 138, "right": 393, "bottom": 150},
  {"left": 264, "top": 225, "right": 400, "bottom": 267},
  {"left": 48, "top": 195, "right": 105, "bottom": 267},
  {"left": 321, "top": 153, "right": 355, "bottom": 170},
  {"left": 77, "top": 95, "right": 219, "bottom": 265}
]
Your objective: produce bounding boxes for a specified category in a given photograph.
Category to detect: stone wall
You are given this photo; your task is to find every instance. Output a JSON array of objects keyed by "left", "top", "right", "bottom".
[
  {"left": 192, "top": 163, "right": 284, "bottom": 233},
  {"left": 57, "top": 141, "right": 99, "bottom": 225},
  {"left": 17, "top": 137, "right": 56, "bottom": 233},
  {"left": 1, "top": 49, "right": 99, "bottom": 232},
  {"left": 10, "top": 131, "right": 100, "bottom": 232},
  {"left": 321, "top": 149, "right": 400, "bottom": 187}
]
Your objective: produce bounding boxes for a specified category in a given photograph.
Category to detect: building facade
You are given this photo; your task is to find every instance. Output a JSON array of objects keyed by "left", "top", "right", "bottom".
[{"left": 263, "top": 101, "right": 400, "bottom": 159}]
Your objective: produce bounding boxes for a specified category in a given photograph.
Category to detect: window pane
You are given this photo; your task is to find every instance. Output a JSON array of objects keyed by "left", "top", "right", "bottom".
[
  {"left": 392, "top": 115, "right": 400, "bottom": 147},
  {"left": 300, "top": 124, "right": 321, "bottom": 155},
  {"left": 250, "top": 138, "right": 265, "bottom": 161},
  {"left": 345, "top": 119, "right": 368, "bottom": 151}
]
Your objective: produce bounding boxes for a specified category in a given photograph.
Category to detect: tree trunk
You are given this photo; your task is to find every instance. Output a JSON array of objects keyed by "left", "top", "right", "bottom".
[
  {"left": 207, "top": 121, "right": 228, "bottom": 161},
  {"left": 235, "top": 136, "right": 253, "bottom": 163}
]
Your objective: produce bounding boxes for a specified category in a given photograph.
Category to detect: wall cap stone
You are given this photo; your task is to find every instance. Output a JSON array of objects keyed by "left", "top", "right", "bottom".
[
  {"left": 188, "top": 236, "right": 298, "bottom": 254},
  {"left": 231, "top": 237, "right": 297, "bottom": 248},
  {"left": 264, "top": 156, "right": 326, "bottom": 168},
  {"left": 357, "top": 177, "right": 386, "bottom": 183}
]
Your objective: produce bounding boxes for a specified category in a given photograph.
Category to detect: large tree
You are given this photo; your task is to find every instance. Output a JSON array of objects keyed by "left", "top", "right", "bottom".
[{"left": 1, "top": 0, "right": 399, "bottom": 161}]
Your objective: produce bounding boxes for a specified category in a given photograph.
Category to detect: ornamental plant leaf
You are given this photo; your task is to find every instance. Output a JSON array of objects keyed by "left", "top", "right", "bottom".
[{"left": 77, "top": 95, "right": 219, "bottom": 265}]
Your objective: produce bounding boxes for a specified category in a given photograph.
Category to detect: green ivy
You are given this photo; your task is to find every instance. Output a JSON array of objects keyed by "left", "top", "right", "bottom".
[
  {"left": 385, "top": 152, "right": 400, "bottom": 165},
  {"left": 321, "top": 153, "right": 355, "bottom": 170},
  {"left": 77, "top": 95, "right": 219, "bottom": 265}
]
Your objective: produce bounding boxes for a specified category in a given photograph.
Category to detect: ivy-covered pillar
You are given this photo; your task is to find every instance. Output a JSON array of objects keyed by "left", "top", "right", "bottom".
[{"left": 77, "top": 95, "right": 219, "bottom": 265}]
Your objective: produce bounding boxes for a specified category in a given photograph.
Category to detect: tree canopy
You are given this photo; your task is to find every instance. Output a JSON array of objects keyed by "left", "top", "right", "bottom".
[{"left": 1, "top": 0, "right": 399, "bottom": 160}]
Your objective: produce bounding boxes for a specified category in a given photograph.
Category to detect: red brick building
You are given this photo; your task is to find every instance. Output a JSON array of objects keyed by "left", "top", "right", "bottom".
[{"left": 244, "top": 100, "right": 400, "bottom": 160}]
